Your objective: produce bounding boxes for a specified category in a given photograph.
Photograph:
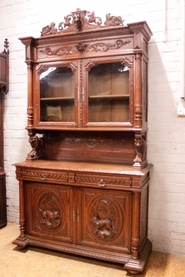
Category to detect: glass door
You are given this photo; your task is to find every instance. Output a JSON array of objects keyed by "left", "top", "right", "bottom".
[
  {"left": 38, "top": 64, "right": 76, "bottom": 126},
  {"left": 86, "top": 61, "right": 131, "bottom": 127}
]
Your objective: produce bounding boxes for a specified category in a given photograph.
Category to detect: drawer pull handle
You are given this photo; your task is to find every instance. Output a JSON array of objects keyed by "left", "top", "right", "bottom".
[
  {"left": 40, "top": 174, "right": 46, "bottom": 181},
  {"left": 98, "top": 179, "right": 106, "bottom": 187}
]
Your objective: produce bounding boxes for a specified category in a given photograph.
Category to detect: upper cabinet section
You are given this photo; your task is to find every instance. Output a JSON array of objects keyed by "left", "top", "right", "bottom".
[{"left": 19, "top": 8, "right": 152, "bottom": 131}]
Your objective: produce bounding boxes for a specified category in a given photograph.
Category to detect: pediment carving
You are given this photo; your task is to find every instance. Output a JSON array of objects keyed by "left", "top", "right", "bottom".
[{"left": 41, "top": 8, "right": 124, "bottom": 36}]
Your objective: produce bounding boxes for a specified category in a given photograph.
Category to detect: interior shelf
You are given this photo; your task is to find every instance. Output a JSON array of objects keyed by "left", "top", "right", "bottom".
[{"left": 40, "top": 94, "right": 130, "bottom": 101}]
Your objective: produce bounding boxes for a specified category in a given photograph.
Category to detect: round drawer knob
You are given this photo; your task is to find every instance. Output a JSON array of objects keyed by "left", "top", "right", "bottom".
[
  {"left": 98, "top": 179, "right": 106, "bottom": 187},
  {"left": 40, "top": 173, "right": 46, "bottom": 181}
]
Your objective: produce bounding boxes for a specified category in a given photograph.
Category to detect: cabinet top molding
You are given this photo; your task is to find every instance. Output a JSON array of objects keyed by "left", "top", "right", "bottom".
[{"left": 41, "top": 8, "right": 125, "bottom": 36}]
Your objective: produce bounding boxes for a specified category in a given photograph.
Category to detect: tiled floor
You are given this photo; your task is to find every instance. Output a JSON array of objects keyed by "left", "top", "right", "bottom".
[{"left": 0, "top": 223, "right": 185, "bottom": 277}]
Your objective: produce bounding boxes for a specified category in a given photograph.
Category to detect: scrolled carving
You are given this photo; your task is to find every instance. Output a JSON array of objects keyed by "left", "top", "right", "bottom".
[
  {"left": 58, "top": 9, "right": 102, "bottom": 32},
  {"left": 40, "top": 46, "right": 74, "bottom": 56},
  {"left": 40, "top": 8, "right": 124, "bottom": 36},
  {"left": 86, "top": 10, "right": 102, "bottom": 26},
  {"left": 104, "top": 13, "right": 124, "bottom": 26},
  {"left": 58, "top": 15, "right": 73, "bottom": 31},
  {"left": 36, "top": 64, "right": 49, "bottom": 76},
  {"left": 87, "top": 39, "right": 130, "bottom": 53},
  {"left": 41, "top": 22, "right": 57, "bottom": 37},
  {"left": 40, "top": 39, "right": 130, "bottom": 57}
]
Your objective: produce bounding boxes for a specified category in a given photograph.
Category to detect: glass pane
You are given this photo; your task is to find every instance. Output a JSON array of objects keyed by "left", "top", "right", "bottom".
[
  {"left": 40, "top": 67, "right": 74, "bottom": 122},
  {"left": 88, "top": 63, "right": 129, "bottom": 122}
]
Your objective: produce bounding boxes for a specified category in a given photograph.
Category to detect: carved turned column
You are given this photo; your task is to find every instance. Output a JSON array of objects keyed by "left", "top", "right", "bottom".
[
  {"left": 19, "top": 37, "right": 34, "bottom": 129},
  {"left": 19, "top": 180, "right": 26, "bottom": 237},
  {"left": 134, "top": 52, "right": 142, "bottom": 128},
  {"left": 131, "top": 191, "right": 141, "bottom": 259}
]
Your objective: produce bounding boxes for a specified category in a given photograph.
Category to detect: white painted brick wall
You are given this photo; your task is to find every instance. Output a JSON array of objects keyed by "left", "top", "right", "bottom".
[{"left": 0, "top": 0, "right": 185, "bottom": 256}]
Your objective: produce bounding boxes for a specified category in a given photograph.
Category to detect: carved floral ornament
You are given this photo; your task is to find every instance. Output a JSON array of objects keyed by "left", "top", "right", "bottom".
[
  {"left": 40, "top": 39, "right": 131, "bottom": 56},
  {"left": 40, "top": 8, "right": 124, "bottom": 37}
]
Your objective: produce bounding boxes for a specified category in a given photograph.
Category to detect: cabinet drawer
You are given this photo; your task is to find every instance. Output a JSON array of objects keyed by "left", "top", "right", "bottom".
[
  {"left": 75, "top": 174, "right": 131, "bottom": 189},
  {"left": 17, "top": 168, "right": 68, "bottom": 184}
]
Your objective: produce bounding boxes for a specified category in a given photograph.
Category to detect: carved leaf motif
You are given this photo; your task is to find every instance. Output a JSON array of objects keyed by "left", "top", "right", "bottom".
[
  {"left": 40, "top": 46, "right": 74, "bottom": 56},
  {"left": 87, "top": 40, "right": 130, "bottom": 52}
]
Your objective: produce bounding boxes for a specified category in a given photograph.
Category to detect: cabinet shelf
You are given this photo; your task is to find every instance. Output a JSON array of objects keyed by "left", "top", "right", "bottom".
[
  {"left": 40, "top": 94, "right": 130, "bottom": 101},
  {"left": 89, "top": 94, "right": 129, "bottom": 99},
  {"left": 41, "top": 96, "right": 74, "bottom": 101}
]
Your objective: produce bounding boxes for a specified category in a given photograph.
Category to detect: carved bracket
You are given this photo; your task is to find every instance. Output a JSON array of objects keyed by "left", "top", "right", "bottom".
[
  {"left": 41, "top": 8, "right": 124, "bottom": 36},
  {"left": 133, "top": 134, "right": 147, "bottom": 167},
  {"left": 27, "top": 130, "right": 46, "bottom": 160}
]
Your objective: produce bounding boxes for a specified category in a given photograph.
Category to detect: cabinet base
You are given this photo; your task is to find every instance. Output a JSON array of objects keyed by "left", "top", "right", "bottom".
[
  {"left": 124, "top": 239, "right": 152, "bottom": 274},
  {"left": 13, "top": 235, "right": 152, "bottom": 274}
]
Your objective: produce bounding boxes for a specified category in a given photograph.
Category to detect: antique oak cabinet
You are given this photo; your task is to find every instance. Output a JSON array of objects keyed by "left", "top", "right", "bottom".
[
  {"left": 0, "top": 39, "right": 9, "bottom": 229},
  {"left": 13, "top": 9, "right": 153, "bottom": 274}
]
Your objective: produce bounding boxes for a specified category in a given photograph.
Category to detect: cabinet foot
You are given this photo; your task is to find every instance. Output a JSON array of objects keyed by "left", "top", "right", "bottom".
[
  {"left": 128, "top": 270, "right": 139, "bottom": 275},
  {"left": 13, "top": 235, "right": 29, "bottom": 249},
  {"left": 124, "top": 239, "right": 152, "bottom": 274}
]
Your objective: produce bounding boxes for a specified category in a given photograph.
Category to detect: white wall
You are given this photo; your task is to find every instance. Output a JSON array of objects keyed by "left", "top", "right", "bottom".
[{"left": 0, "top": 0, "right": 185, "bottom": 255}]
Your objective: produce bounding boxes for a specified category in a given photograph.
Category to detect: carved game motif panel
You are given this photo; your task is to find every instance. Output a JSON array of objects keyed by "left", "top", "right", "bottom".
[
  {"left": 25, "top": 182, "right": 73, "bottom": 242},
  {"left": 80, "top": 188, "right": 132, "bottom": 253}
]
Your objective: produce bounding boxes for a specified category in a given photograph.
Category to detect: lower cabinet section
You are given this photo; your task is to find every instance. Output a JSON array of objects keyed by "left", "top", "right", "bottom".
[
  {"left": 0, "top": 172, "right": 7, "bottom": 229},
  {"left": 13, "top": 161, "right": 152, "bottom": 274}
]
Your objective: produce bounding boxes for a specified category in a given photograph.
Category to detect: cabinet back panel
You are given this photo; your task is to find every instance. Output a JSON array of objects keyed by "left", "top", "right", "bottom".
[{"left": 46, "top": 131, "right": 135, "bottom": 164}]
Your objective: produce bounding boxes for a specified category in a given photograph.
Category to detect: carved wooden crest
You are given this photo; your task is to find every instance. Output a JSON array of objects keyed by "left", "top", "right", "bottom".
[{"left": 41, "top": 8, "right": 124, "bottom": 36}]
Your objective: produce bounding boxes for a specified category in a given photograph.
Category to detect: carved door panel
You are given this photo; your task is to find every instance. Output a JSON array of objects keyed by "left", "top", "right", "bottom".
[
  {"left": 25, "top": 182, "right": 73, "bottom": 243},
  {"left": 79, "top": 187, "right": 132, "bottom": 254}
]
